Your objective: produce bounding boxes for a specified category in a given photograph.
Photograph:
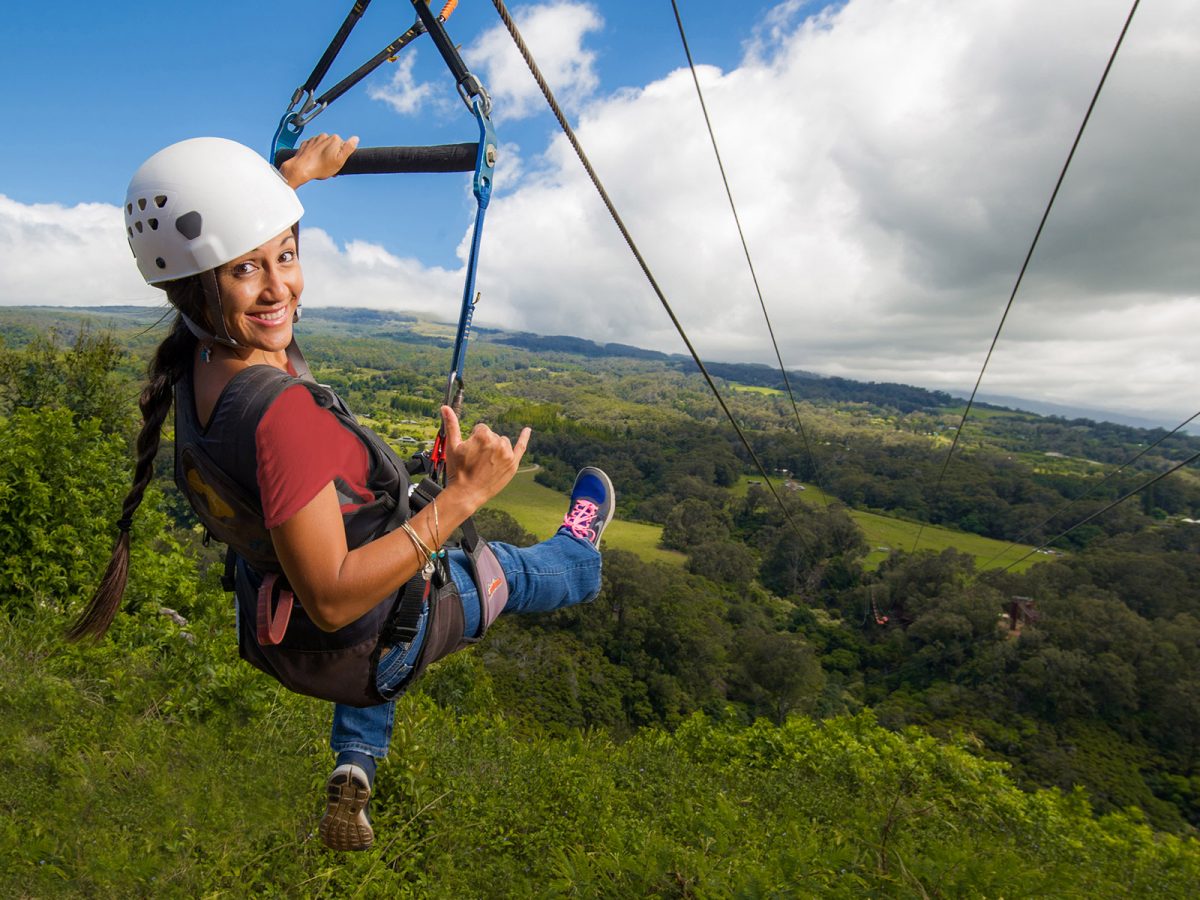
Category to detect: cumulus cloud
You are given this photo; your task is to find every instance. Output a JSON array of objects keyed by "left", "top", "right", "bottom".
[
  {"left": 466, "top": 1, "right": 603, "bottom": 121},
  {"left": 297, "top": 226, "right": 460, "bottom": 313},
  {"left": 367, "top": 51, "right": 436, "bottom": 116},
  {"left": 5, "top": 0, "right": 1198, "bottom": 426},
  {"left": 472, "top": 0, "right": 1200, "bottom": 423},
  {"left": 0, "top": 195, "right": 157, "bottom": 306}
]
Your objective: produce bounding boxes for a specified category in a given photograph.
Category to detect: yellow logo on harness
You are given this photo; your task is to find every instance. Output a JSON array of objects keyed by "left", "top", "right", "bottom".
[{"left": 186, "top": 467, "right": 235, "bottom": 519}]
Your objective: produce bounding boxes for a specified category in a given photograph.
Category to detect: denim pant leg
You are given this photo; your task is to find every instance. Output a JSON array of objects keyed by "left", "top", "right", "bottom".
[
  {"left": 330, "top": 529, "right": 601, "bottom": 758},
  {"left": 448, "top": 529, "right": 603, "bottom": 638},
  {"left": 329, "top": 604, "right": 429, "bottom": 759}
]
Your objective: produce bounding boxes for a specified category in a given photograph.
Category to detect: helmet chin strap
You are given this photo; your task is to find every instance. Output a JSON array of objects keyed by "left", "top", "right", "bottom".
[{"left": 197, "top": 268, "right": 242, "bottom": 348}]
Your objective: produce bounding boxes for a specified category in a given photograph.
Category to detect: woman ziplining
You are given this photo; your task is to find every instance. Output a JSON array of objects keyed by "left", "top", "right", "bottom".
[{"left": 68, "top": 132, "right": 616, "bottom": 852}]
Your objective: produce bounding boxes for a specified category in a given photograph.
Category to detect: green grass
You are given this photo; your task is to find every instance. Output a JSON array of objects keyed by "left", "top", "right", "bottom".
[
  {"left": 489, "top": 469, "right": 685, "bottom": 566},
  {"left": 944, "top": 404, "right": 1023, "bottom": 420},
  {"left": 736, "top": 476, "right": 1041, "bottom": 573},
  {"left": 729, "top": 383, "right": 784, "bottom": 396},
  {"left": 851, "top": 508, "right": 1040, "bottom": 572}
]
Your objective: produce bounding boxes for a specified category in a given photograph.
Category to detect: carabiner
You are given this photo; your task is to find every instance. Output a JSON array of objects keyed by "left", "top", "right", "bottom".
[{"left": 457, "top": 74, "right": 493, "bottom": 119}]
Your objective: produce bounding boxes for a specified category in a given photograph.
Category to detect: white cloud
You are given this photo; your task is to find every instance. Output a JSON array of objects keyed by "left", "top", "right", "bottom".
[
  {"left": 297, "top": 227, "right": 459, "bottom": 313},
  {"left": 466, "top": 1, "right": 603, "bottom": 121},
  {"left": 471, "top": 0, "right": 1200, "bottom": 424},
  {"left": 0, "top": 195, "right": 158, "bottom": 307},
  {"left": 367, "top": 51, "right": 436, "bottom": 116}
]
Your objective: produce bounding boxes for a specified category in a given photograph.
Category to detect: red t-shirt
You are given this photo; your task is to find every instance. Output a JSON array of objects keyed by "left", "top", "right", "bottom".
[{"left": 255, "top": 384, "right": 374, "bottom": 528}]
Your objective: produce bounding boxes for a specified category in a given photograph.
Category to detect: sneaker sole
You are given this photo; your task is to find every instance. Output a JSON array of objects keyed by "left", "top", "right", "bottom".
[
  {"left": 320, "top": 768, "right": 374, "bottom": 851},
  {"left": 582, "top": 467, "right": 616, "bottom": 545}
]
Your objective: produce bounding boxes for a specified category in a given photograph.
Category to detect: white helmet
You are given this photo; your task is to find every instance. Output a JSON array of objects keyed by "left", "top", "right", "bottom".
[{"left": 125, "top": 137, "right": 304, "bottom": 285}]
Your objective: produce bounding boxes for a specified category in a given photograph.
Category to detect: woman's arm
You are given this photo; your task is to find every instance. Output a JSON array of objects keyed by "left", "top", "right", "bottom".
[
  {"left": 277, "top": 133, "right": 360, "bottom": 189},
  {"left": 270, "top": 405, "right": 531, "bottom": 632}
]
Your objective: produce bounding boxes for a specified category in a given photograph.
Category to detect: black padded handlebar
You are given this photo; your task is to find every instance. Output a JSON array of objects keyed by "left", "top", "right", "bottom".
[{"left": 274, "top": 142, "right": 476, "bottom": 174}]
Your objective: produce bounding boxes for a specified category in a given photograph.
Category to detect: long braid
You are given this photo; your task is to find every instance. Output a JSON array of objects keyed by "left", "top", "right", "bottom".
[{"left": 68, "top": 284, "right": 201, "bottom": 640}]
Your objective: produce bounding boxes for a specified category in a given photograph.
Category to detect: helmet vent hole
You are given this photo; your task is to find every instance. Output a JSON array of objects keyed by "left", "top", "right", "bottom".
[
  {"left": 126, "top": 203, "right": 133, "bottom": 215},
  {"left": 175, "top": 211, "right": 203, "bottom": 240},
  {"left": 127, "top": 226, "right": 133, "bottom": 237},
  {"left": 135, "top": 221, "right": 144, "bottom": 233},
  {"left": 137, "top": 198, "right": 147, "bottom": 211},
  {"left": 154, "top": 195, "right": 168, "bottom": 208},
  {"left": 155, "top": 257, "right": 166, "bottom": 270},
  {"left": 148, "top": 218, "right": 159, "bottom": 230}
]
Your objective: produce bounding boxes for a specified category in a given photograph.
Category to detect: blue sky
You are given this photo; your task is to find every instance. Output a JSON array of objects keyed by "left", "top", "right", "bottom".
[
  {"left": 3, "top": 1, "right": 1199, "bottom": 425},
  {"left": 2, "top": 0, "right": 787, "bottom": 266}
]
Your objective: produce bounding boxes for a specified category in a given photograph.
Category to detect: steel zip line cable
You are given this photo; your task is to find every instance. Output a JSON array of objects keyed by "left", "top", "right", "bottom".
[
  {"left": 1001, "top": 447, "right": 1200, "bottom": 572},
  {"left": 669, "top": 0, "right": 827, "bottom": 508},
  {"left": 488, "top": 0, "right": 810, "bottom": 541},
  {"left": 911, "top": 0, "right": 1142, "bottom": 554},
  {"left": 980, "top": 407, "right": 1200, "bottom": 570}
]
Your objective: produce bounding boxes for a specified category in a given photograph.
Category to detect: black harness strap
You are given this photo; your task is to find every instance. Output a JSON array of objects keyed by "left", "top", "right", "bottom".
[
  {"left": 273, "top": 0, "right": 461, "bottom": 155},
  {"left": 301, "top": 0, "right": 372, "bottom": 100},
  {"left": 382, "top": 575, "right": 429, "bottom": 646},
  {"left": 314, "top": 21, "right": 427, "bottom": 110},
  {"left": 411, "top": 0, "right": 487, "bottom": 110}
]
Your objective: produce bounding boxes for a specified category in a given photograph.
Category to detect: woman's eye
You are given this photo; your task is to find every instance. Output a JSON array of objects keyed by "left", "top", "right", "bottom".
[
  {"left": 233, "top": 262, "right": 257, "bottom": 276},
  {"left": 279, "top": 250, "right": 296, "bottom": 264}
]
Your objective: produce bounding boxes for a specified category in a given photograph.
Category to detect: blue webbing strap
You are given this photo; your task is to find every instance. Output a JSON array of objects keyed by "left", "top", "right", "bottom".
[{"left": 444, "top": 97, "right": 497, "bottom": 404}]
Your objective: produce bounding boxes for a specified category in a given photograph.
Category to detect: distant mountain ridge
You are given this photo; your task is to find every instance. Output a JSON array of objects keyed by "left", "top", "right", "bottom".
[
  {"left": 3, "top": 305, "right": 1182, "bottom": 432},
  {"left": 491, "top": 331, "right": 961, "bottom": 413}
]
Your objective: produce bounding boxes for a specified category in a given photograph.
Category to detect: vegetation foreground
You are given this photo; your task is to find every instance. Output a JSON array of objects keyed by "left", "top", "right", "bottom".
[{"left": 3, "top": 613, "right": 1198, "bottom": 897}]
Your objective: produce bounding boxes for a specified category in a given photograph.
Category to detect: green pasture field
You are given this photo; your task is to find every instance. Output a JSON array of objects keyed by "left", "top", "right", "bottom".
[
  {"left": 851, "top": 508, "right": 1042, "bottom": 572},
  {"left": 735, "top": 477, "right": 1042, "bottom": 573},
  {"left": 942, "top": 404, "right": 1022, "bottom": 420},
  {"left": 729, "top": 383, "right": 784, "bottom": 396},
  {"left": 490, "top": 469, "right": 686, "bottom": 566}
]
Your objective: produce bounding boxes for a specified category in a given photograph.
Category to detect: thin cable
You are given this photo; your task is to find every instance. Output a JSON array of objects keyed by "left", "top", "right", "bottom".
[
  {"left": 912, "top": 0, "right": 1142, "bottom": 553},
  {"left": 669, "top": 0, "right": 827, "bottom": 507},
  {"left": 980, "top": 407, "right": 1200, "bottom": 569},
  {"left": 489, "top": 0, "right": 806, "bottom": 538},
  {"left": 1002, "top": 447, "right": 1200, "bottom": 572}
]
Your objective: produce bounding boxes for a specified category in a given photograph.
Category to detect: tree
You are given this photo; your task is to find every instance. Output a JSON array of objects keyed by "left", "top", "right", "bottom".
[
  {"left": 686, "top": 538, "right": 756, "bottom": 589},
  {"left": 729, "top": 627, "right": 825, "bottom": 723},
  {"left": 0, "top": 408, "right": 125, "bottom": 613},
  {"left": 661, "top": 498, "right": 730, "bottom": 552},
  {"left": 0, "top": 327, "right": 133, "bottom": 437}
]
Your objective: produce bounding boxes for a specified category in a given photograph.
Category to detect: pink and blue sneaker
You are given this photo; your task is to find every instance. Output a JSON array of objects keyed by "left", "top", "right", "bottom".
[{"left": 560, "top": 467, "right": 615, "bottom": 549}]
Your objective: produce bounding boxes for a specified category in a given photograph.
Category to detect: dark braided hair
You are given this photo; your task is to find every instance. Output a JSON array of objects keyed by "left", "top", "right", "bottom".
[{"left": 67, "top": 277, "right": 206, "bottom": 640}]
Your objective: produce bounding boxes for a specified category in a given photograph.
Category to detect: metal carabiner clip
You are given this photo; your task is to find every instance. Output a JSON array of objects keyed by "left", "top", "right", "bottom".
[
  {"left": 270, "top": 88, "right": 330, "bottom": 160},
  {"left": 457, "top": 75, "right": 492, "bottom": 119}
]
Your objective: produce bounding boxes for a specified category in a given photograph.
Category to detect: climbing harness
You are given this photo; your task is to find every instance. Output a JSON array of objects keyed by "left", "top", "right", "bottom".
[
  {"left": 177, "top": 360, "right": 506, "bottom": 706},
  {"left": 270, "top": 0, "right": 497, "bottom": 487}
]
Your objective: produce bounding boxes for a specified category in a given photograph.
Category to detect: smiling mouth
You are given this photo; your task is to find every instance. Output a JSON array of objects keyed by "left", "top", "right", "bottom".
[{"left": 248, "top": 306, "right": 291, "bottom": 325}]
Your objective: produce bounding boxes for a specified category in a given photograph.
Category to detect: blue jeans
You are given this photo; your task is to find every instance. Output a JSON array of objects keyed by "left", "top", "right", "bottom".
[{"left": 330, "top": 529, "right": 602, "bottom": 758}]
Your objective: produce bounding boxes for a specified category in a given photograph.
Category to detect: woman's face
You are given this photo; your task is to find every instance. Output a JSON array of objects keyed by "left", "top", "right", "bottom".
[{"left": 215, "top": 228, "right": 303, "bottom": 353}]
